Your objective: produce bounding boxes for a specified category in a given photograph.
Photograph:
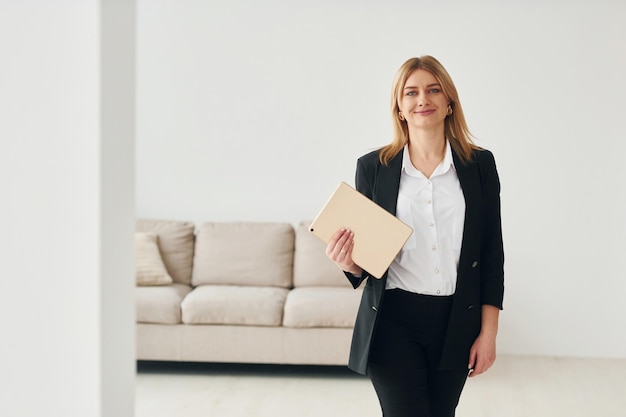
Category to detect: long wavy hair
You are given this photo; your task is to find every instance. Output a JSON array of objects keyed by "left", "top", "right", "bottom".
[{"left": 379, "top": 56, "right": 478, "bottom": 165}]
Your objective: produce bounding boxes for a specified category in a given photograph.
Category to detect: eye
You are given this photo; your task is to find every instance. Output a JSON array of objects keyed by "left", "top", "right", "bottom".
[
  {"left": 429, "top": 88, "right": 441, "bottom": 94},
  {"left": 406, "top": 91, "right": 417, "bottom": 96}
]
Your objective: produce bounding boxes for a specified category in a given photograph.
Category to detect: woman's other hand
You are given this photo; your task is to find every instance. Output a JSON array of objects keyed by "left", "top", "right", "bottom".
[
  {"left": 468, "top": 305, "right": 499, "bottom": 377},
  {"left": 468, "top": 333, "right": 496, "bottom": 377},
  {"left": 325, "top": 228, "right": 363, "bottom": 276}
]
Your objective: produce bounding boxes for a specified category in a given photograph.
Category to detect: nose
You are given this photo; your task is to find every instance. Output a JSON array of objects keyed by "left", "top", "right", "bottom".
[{"left": 417, "top": 94, "right": 430, "bottom": 106}]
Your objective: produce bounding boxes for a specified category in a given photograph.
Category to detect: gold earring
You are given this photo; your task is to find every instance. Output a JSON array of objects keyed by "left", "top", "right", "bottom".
[
  {"left": 399, "top": 112, "right": 405, "bottom": 121},
  {"left": 447, "top": 105, "right": 453, "bottom": 116}
]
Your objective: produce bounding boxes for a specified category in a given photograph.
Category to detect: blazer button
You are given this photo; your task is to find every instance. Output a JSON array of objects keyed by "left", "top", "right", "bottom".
[
  {"left": 372, "top": 306, "right": 378, "bottom": 311},
  {"left": 467, "top": 304, "right": 474, "bottom": 310},
  {"left": 471, "top": 261, "right": 478, "bottom": 268}
]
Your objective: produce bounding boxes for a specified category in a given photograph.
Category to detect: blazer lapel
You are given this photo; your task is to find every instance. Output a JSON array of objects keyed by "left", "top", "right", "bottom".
[
  {"left": 452, "top": 150, "right": 481, "bottom": 268},
  {"left": 374, "top": 150, "right": 403, "bottom": 215}
]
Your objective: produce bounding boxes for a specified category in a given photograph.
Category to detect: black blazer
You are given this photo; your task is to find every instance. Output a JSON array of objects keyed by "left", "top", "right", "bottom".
[{"left": 344, "top": 147, "right": 504, "bottom": 375}]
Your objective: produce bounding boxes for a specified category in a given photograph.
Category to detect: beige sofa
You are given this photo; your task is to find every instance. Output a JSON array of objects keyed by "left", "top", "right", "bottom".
[{"left": 135, "top": 219, "right": 362, "bottom": 365}]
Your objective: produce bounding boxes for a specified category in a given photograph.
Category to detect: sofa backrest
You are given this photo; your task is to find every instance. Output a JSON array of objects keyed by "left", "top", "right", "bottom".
[
  {"left": 135, "top": 219, "right": 196, "bottom": 285},
  {"left": 192, "top": 222, "right": 294, "bottom": 288},
  {"left": 293, "top": 222, "right": 352, "bottom": 287}
]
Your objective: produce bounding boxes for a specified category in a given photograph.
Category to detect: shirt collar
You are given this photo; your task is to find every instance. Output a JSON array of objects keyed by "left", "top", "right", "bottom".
[{"left": 402, "top": 140, "right": 456, "bottom": 178}]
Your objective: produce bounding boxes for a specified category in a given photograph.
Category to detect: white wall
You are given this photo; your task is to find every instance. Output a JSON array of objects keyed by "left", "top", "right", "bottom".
[
  {"left": 0, "top": 1, "right": 135, "bottom": 416},
  {"left": 136, "top": 1, "right": 626, "bottom": 359}
]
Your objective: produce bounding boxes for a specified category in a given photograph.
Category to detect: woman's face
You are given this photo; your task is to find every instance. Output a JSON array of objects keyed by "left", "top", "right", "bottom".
[{"left": 399, "top": 69, "right": 449, "bottom": 132}]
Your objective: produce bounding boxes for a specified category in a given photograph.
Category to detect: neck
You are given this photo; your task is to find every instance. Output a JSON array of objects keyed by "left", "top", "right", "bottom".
[{"left": 407, "top": 127, "right": 446, "bottom": 160}]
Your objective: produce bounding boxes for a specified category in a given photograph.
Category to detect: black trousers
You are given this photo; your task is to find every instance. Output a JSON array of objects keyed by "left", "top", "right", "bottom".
[{"left": 368, "top": 289, "right": 468, "bottom": 417}]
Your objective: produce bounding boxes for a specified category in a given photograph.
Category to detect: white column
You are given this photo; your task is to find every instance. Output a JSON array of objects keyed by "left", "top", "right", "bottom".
[{"left": 0, "top": 1, "right": 135, "bottom": 416}]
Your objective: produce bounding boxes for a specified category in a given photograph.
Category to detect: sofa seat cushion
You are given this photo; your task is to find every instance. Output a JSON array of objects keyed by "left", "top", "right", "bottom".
[
  {"left": 136, "top": 283, "right": 192, "bottom": 324},
  {"left": 181, "top": 285, "right": 289, "bottom": 326},
  {"left": 283, "top": 287, "right": 363, "bottom": 328}
]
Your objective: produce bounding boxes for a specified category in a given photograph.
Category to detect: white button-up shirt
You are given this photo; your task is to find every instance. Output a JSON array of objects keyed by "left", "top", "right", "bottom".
[{"left": 386, "top": 140, "right": 466, "bottom": 296}]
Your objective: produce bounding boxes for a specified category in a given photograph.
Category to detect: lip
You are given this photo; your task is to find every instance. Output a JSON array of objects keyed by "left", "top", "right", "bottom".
[{"left": 415, "top": 110, "right": 436, "bottom": 115}]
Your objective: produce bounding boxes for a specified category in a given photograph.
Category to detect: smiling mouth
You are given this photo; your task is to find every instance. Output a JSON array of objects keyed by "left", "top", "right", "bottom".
[{"left": 415, "top": 110, "right": 435, "bottom": 115}]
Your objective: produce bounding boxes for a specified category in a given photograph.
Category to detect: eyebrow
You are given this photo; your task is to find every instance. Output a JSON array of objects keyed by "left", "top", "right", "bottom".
[{"left": 404, "top": 83, "right": 441, "bottom": 90}]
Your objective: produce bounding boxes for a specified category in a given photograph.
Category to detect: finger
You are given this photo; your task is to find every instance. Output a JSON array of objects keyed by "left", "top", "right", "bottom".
[
  {"left": 470, "top": 355, "right": 492, "bottom": 378},
  {"left": 339, "top": 231, "right": 356, "bottom": 259},
  {"left": 470, "top": 358, "right": 484, "bottom": 377},
  {"left": 468, "top": 347, "right": 477, "bottom": 371},
  {"left": 329, "top": 228, "right": 345, "bottom": 244},
  {"left": 344, "top": 233, "right": 356, "bottom": 261},
  {"left": 469, "top": 366, "right": 481, "bottom": 377},
  {"left": 334, "top": 234, "right": 357, "bottom": 272},
  {"left": 333, "top": 229, "right": 352, "bottom": 257},
  {"left": 326, "top": 228, "right": 347, "bottom": 257},
  {"left": 347, "top": 231, "right": 355, "bottom": 248}
]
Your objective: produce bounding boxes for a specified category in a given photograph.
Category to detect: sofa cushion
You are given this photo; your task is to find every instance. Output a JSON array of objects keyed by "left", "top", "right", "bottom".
[
  {"left": 181, "top": 285, "right": 289, "bottom": 326},
  {"left": 136, "top": 219, "right": 195, "bottom": 285},
  {"left": 192, "top": 222, "right": 294, "bottom": 288},
  {"left": 282, "top": 287, "right": 362, "bottom": 328},
  {"left": 293, "top": 222, "right": 352, "bottom": 287},
  {"left": 135, "top": 232, "right": 173, "bottom": 286},
  {"left": 136, "top": 283, "right": 192, "bottom": 324}
]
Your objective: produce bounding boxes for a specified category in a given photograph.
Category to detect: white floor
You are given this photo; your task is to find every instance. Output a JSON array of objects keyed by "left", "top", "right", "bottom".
[{"left": 136, "top": 355, "right": 626, "bottom": 417}]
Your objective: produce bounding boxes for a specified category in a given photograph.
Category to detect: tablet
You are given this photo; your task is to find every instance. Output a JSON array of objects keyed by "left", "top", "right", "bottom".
[{"left": 309, "top": 182, "right": 413, "bottom": 279}]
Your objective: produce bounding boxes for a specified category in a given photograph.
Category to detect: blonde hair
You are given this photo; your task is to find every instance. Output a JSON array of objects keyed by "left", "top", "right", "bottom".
[{"left": 379, "top": 55, "right": 478, "bottom": 165}]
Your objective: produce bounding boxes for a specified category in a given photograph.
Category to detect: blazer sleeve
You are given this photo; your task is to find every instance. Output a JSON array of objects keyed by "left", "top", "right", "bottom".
[
  {"left": 343, "top": 156, "right": 376, "bottom": 289},
  {"left": 479, "top": 150, "right": 505, "bottom": 309}
]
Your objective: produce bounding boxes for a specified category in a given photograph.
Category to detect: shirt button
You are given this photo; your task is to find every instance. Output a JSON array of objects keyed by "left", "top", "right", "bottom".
[
  {"left": 426, "top": 199, "right": 431, "bottom": 204},
  {"left": 429, "top": 222, "right": 434, "bottom": 227},
  {"left": 432, "top": 245, "right": 437, "bottom": 251},
  {"left": 436, "top": 290, "right": 441, "bottom": 295},
  {"left": 434, "top": 268, "right": 439, "bottom": 273}
]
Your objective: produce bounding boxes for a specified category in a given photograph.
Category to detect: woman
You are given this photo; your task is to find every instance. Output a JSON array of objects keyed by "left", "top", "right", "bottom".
[{"left": 326, "top": 56, "right": 504, "bottom": 417}]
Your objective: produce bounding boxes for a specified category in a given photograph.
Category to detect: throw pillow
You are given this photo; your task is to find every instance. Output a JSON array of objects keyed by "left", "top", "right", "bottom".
[{"left": 135, "top": 232, "right": 173, "bottom": 286}]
